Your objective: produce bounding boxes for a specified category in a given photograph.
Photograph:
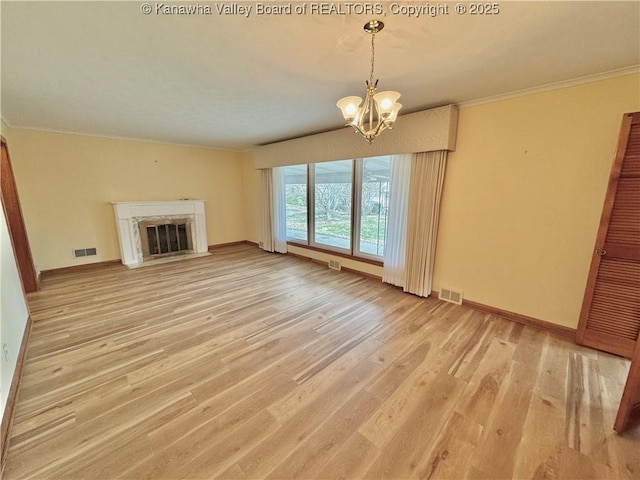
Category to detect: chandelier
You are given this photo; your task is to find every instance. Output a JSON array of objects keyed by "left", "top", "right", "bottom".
[{"left": 336, "top": 20, "right": 402, "bottom": 144}]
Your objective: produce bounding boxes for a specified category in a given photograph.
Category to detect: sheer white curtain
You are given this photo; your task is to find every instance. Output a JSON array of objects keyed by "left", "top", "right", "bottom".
[
  {"left": 382, "top": 153, "right": 412, "bottom": 287},
  {"left": 260, "top": 167, "right": 287, "bottom": 254},
  {"left": 260, "top": 169, "right": 274, "bottom": 252},
  {"left": 403, "top": 150, "right": 448, "bottom": 297},
  {"left": 272, "top": 166, "right": 287, "bottom": 253}
]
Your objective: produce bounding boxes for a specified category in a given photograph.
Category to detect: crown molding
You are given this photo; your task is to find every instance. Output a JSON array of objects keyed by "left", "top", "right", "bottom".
[
  {"left": 0, "top": 122, "right": 242, "bottom": 154},
  {"left": 459, "top": 65, "right": 640, "bottom": 109}
]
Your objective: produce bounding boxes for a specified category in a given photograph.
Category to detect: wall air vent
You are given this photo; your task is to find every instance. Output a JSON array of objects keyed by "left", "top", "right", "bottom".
[
  {"left": 73, "top": 247, "right": 97, "bottom": 258},
  {"left": 439, "top": 287, "right": 463, "bottom": 305},
  {"left": 328, "top": 259, "right": 341, "bottom": 271}
]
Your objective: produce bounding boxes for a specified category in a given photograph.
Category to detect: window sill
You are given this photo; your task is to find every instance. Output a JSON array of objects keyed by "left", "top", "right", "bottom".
[{"left": 286, "top": 241, "right": 383, "bottom": 267}]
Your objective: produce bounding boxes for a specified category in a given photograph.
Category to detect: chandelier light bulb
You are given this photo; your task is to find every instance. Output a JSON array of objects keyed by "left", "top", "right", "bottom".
[
  {"left": 373, "top": 91, "right": 401, "bottom": 116},
  {"left": 336, "top": 96, "right": 363, "bottom": 123}
]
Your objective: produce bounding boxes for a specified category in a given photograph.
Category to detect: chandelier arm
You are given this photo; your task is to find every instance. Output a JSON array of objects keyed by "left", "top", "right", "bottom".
[
  {"left": 372, "top": 117, "right": 388, "bottom": 138},
  {"left": 368, "top": 93, "right": 375, "bottom": 134},
  {"left": 350, "top": 123, "right": 369, "bottom": 139}
]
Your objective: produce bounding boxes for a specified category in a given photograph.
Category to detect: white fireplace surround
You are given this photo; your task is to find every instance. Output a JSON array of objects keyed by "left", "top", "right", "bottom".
[{"left": 112, "top": 200, "right": 208, "bottom": 267}]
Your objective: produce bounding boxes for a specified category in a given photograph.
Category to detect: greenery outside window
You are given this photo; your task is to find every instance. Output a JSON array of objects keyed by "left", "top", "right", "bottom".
[
  {"left": 283, "top": 164, "right": 308, "bottom": 242},
  {"left": 312, "top": 159, "right": 353, "bottom": 251}
]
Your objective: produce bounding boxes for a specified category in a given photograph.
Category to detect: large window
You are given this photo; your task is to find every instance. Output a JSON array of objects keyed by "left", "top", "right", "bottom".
[{"left": 284, "top": 156, "right": 392, "bottom": 261}]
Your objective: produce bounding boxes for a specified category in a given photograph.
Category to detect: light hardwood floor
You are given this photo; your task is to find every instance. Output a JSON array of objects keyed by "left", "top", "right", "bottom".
[{"left": 4, "top": 244, "right": 639, "bottom": 479}]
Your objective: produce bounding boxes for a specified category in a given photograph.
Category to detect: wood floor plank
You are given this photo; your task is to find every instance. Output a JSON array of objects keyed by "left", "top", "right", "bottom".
[
  {"left": 364, "top": 370, "right": 466, "bottom": 479},
  {"left": 316, "top": 432, "right": 381, "bottom": 480},
  {"left": 236, "top": 359, "right": 382, "bottom": 478},
  {"left": 267, "top": 336, "right": 383, "bottom": 424},
  {"left": 49, "top": 433, "right": 156, "bottom": 480},
  {"left": 9, "top": 391, "right": 196, "bottom": 478},
  {"left": 414, "top": 411, "right": 483, "bottom": 480},
  {"left": 467, "top": 327, "right": 544, "bottom": 479},
  {"left": 513, "top": 391, "right": 567, "bottom": 479},
  {"left": 142, "top": 374, "right": 297, "bottom": 479},
  {"left": 265, "top": 390, "right": 381, "bottom": 479},
  {"left": 2, "top": 244, "right": 637, "bottom": 479},
  {"left": 359, "top": 343, "right": 456, "bottom": 450},
  {"left": 454, "top": 337, "right": 515, "bottom": 427}
]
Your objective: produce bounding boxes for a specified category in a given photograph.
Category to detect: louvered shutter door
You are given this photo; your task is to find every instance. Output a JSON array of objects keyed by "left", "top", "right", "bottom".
[{"left": 576, "top": 112, "right": 640, "bottom": 358}]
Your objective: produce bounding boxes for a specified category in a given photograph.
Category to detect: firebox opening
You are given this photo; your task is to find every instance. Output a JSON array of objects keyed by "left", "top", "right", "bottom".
[
  {"left": 139, "top": 218, "right": 193, "bottom": 260},
  {"left": 147, "top": 223, "right": 188, "bottom": 256}
]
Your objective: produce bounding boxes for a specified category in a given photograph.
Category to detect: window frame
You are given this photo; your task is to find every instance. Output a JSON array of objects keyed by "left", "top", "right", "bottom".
[
  {"left": 353, "top": 157, "right": 391, "bottom": 261},
  {"left": 283, "top": 156, "right": 390, "bottom": 264},
  {"left": 309, "top": 161, "right": 354, "bottom": 255},
  {"left": 283, "top": 164, "right": 309, "bottom": 243}
]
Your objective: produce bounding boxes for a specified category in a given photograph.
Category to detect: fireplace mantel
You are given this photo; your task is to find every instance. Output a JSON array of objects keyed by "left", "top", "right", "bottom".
[{"left": 112, "top": 200, "right": 208, "bottom": 267}]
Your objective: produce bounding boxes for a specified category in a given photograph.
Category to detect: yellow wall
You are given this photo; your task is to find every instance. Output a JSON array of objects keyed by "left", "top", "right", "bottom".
[
  {"left": 240, "top": 151, "right": 262, "bottom": 244},
  {"left": 2, "top": 126, "right": 245, "bottom": 271},
  {"left": 434, "top": 73, "right": 640, "bottom": 328}
]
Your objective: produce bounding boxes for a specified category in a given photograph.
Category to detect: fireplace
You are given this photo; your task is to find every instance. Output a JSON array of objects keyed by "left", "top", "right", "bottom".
[
  {"left": 112, "top": 201, "right": 208, "bottom": 267},
  {"left": 140, "top": 219, "right": 193, "bottom": 259}
]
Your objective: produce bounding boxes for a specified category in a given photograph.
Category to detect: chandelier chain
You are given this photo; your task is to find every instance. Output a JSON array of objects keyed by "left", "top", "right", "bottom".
[{"left": 369, "top": 30, "right": 376, "bottom": 85}]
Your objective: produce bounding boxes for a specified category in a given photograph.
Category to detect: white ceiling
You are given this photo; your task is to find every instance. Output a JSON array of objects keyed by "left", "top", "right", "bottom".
[{"left": 2, "top": 1, "right": 639, "bottom": 151}]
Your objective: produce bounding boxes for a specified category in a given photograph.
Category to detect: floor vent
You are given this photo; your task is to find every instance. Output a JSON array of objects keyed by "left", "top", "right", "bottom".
[
  {"left": 73, "top": 247, "right": 97, "bottom": 258},
  {"left": 439, "top": 287, "right": 463, "bottom": 305},
  {"left": 328, "top": 259, "right": 341, "bottom": 271}
]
